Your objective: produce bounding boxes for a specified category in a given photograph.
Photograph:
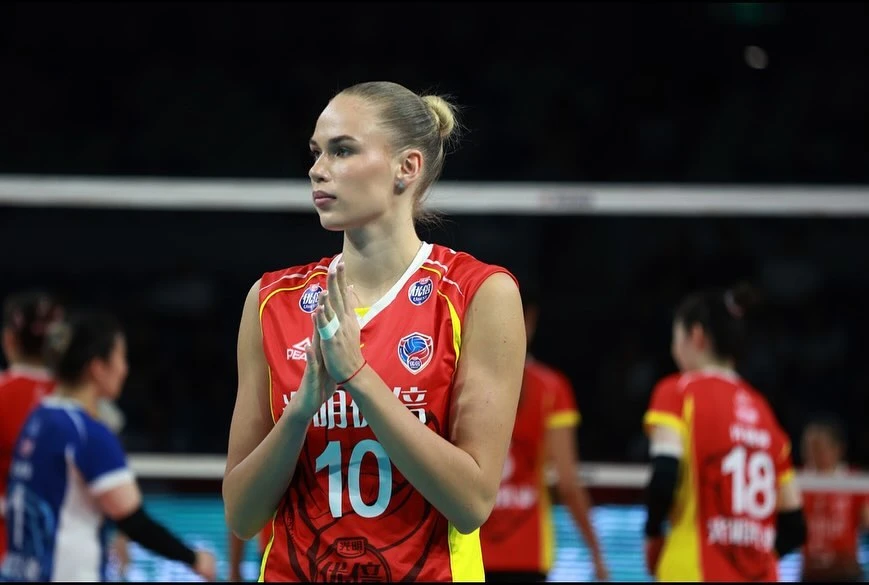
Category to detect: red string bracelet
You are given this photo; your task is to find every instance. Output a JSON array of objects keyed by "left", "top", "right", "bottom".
[{"left": 337, "top": 360, "right": 368, "bottom": 387}]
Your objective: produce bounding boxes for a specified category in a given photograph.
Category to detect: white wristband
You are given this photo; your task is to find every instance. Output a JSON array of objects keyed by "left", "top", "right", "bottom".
[{"left": 318, "top": 315, "right": 341, "bottom": 340}]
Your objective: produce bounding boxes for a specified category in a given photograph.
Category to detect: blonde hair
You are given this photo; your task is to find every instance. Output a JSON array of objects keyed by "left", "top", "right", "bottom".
[{"left": 338, "top": 81, "right": 461, "bottom": 224}]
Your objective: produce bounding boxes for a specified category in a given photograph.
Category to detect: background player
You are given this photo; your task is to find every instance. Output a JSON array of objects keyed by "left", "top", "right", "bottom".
[
  {"left": 642, "top": 283, "right": 806, "bottom": 581},
  {"left": 0, "top": 311, "right": 216, "bottom": 581},
  {"left": 481, "top": 283, "right": 608, "bottom": 582},
  {"left": 799, "top": 413, "right": 869, "bottom": 582},
  {"left": 223, "top": 80, "right": 526, "bottom": 582},
  {"left": 227, "top": 525, "right": 271, "bottom": 582},
  {"left": 0, "top": 290, "right": 63, "bottom": 562}
]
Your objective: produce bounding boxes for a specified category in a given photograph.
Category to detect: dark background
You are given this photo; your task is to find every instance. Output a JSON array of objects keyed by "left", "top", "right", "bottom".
[{"left": 1, "top": 2, "right": 867, "bottom": 465}]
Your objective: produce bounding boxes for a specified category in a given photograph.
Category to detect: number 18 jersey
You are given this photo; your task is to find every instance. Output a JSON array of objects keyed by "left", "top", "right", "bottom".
[
  {"left": 257, "top": 242, "right": 514, "bottom": 582},
  {"left": 643, "top": 370, "right": 795, "bottom": 582}
]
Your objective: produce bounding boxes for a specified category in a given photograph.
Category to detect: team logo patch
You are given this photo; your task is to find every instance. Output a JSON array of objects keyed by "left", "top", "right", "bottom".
[
  {"left": 397, "top": 333, "right": 434, "bottom": 375},
  {"left": 407, "top": 276, "right": 433, "bottom": 305},
  {"left": 299, "top": 284, "right": 323, "bottom": 313}
]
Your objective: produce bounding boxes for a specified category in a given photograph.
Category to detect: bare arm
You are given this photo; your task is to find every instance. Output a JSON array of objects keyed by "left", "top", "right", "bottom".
[
  {"left": 98, "top": 480, "right": 215, "bottom": 580},
  {"left": 777, "top": 478, "right": 802, "bottom": 512},
  {"left": 98, "top": 480, "right": 143, "bottom": 520},
  {"left": 228, "top": 531, "right": 247, "bottom": 581},
  {"left": 346, "top": 272, "right": 526, "bottom": 533},
  {"left": 548, "top": 425, "right": 605, "bottom": 564},
  {"left": 222, "top": 279, "right": 315, "bottom": 540},
  {"left": 862, "top": 499, "right": 869, "bottom": 531},
  {"left": 649, "top": 425, "right": 684, "bottom": 459}
]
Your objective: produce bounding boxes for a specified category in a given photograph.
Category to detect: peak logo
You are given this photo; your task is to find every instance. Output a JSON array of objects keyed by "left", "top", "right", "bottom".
[{"left": 287, "top": 338, "right": 310, "bottom": 361}]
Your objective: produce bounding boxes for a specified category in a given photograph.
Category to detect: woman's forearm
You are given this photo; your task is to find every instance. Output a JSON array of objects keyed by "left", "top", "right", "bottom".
[
  {"left": 345, "top": 366, "right": 494, "bottom": 534},
  {"left": 223, "top": 405, "right": 311, "bottom": 539}
]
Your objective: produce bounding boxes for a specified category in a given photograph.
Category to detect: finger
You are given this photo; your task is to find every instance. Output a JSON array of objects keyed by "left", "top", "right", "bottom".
[
  {"left": 307, "top": 313, "right": 321, "bottom": 362},
  {"left": 310, "top": 313, "right": 327, "bottom": 368},
  {"left": 318, "top": 288, "right": 336, "bottom": 322},
  {"left": 313, "top": 305, "right": 331, "bottom": 337},
  {"left": 335, "top": 262, "right": 354, "bottom": 315},
  {"left": 327, "top": 263, "right": 346, "bottom": 316}
]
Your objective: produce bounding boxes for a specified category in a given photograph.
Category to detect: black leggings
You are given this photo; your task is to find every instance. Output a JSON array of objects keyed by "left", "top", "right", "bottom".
[{"left": 485, "top": 571, "right": 547, "bottom": 583}]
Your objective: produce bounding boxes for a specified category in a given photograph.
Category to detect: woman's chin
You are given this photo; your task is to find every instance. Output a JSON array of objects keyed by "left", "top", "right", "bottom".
[{"left": 317, "top": 215, "right": 349, "bottom": 232}]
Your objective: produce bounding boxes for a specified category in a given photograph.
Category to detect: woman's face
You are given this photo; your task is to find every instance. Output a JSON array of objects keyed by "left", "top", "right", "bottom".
[
  {"left": 94, "top": 333, "right": 129, "bottom": 401},
  {"left": 308, "top": 94, "right": 401, "bottom": 231}
]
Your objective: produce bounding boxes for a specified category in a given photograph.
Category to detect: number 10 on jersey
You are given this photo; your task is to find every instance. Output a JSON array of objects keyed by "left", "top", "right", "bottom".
[{"left": 315, "top": 440, "right": 392, "bottom": 519}]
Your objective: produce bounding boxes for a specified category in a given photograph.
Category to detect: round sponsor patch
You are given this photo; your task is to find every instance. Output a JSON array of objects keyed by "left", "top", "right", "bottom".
[
  {"left": 299, "top": 284, "right": 323, "bottom": 313},
  {"left": 407, "top": 277, "right": 433, "bottom": 306}
]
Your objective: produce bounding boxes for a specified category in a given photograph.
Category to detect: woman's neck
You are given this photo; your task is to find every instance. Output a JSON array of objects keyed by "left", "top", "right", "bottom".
[
  {"left": 11, "top": 356, "right": 47, "bottom": 369},
  {"left": 341, "top": 218, "right": 423, "bottom": 305},
  {"left": 693, "top": 354, "right": 736, "bottom": 373},
  {"left": 55, "top": 383, "right": 100, "bottom": 418}
]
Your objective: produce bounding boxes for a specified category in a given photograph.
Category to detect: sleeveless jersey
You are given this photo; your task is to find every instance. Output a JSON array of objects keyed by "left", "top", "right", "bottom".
[
  {"left": 801, "top": 466, "right": 868, "bottom": 580},
  {"left": 643, "top": 370, "right": 795, "bottom": 582},
  {"left": 0, "top": 365, "right": 55, "bottom": 559},
  {"left": 1, "top": 397, "right": 134, "bottom": 581},
  {"left": 480, "top": 356, "right": 580, "bottom": 574},
  {"left": 257, "top": 242, "right": 515, "bottom": 582}
]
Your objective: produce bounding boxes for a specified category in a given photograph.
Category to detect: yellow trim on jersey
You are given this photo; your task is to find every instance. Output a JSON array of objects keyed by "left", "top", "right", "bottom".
[
  {"left": 434, "top": 274, "right": 477, "bottom": 578},
  {"left": 258, "top": 513, "right": 278, "bottom": 582},
  {"left": 644, "top": 411, "right": 685, "bottom": 434},
  {"left": 354, "top": 306, "right": 370, "bottom": 317},
  {"left": 258, "top": 271, "right": 327, "bottom": 425},
  {"left": 256, "top": 271, "right": 326, "bottom": 579},
  {"left": 779, "top": 468, "right": 796, "bottom": 485},
  {"left": 657, "top": 396, "right": 701, "bottom": 582},
  {"left": 448, "top": 525, "right": 485, "bottom": 582},
  {"left": 547, "top": 410, "right": 580, "bottom": 429},
  {"left": 437, "top": 291, "right": 462, "bottom": 368},
  {"left": 420, "top": 264, "right": 445, "bottom": 280}
]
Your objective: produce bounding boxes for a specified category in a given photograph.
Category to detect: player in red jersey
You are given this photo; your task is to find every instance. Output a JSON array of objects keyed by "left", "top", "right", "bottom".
[
  {"left": 642, "top": 283, "right": 806, "bottom": 581},
  {"left": 799, "top": 414, "right": 869, "bottom": 582},
  {"left": 223, "top": 81, "right": 526, "bottom": 583},
  {"left": 481, "top": 284, "right": 608, "bottom": 582},
  {"left": 0, "top": 290, "right": 64, "bottom": 560}
]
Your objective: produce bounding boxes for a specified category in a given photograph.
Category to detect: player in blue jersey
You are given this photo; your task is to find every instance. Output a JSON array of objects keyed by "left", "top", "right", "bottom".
[{"left": 0, "top": 311, "right": 216, "bottom": 581}]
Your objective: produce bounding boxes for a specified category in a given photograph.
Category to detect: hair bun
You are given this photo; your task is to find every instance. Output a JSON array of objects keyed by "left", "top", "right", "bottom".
[
  {"left": 421, "top": 95, "right": 457, "bottom": 141},
  {"left": 44, "top": 320, "right": 73, "bottom": 358}
]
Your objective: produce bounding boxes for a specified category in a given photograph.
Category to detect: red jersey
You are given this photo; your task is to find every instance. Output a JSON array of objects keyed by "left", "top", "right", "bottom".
[
  {"left": 801, "top": 466, "right": 869, "bottom": 579},
  {"left": 643, "top": 369, "right": 795, "bottom": 582},
  {"left": 480, "top": 357, "right": 580, "bottom": 574},
  {"left": 0, "top": 365, "right": 55, "bottom": 558},
  {"left": 257, "top": 242, "right": 514, "bottom": 582}
]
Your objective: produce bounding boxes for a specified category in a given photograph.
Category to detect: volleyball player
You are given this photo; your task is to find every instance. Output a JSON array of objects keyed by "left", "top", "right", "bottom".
[
  {"left": 223, "top": 81, "right": 526, "bottom": 582},
  {"left": 0, "top": 311, "right": 216, "bottom": 581},
  {"left": 642, "top": 284, "right": 807, "bottom": 581},
  {"left": 799, "top": 414, "right": 869, "bottom": 582},
  {"left": 0, "top": 290, "right": 63, "bottom": 561},
  {"left": 481, "top": 283, "right": 608, "bottom": 582}
]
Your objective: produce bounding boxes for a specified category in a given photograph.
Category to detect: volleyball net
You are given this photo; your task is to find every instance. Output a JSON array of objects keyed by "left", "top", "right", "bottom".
[
  {"left": 3, "top": 174, "right": 868, "bottom": 581},
  {"left": 2, "top": 174, "right": 869, "bottom": 215}
]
